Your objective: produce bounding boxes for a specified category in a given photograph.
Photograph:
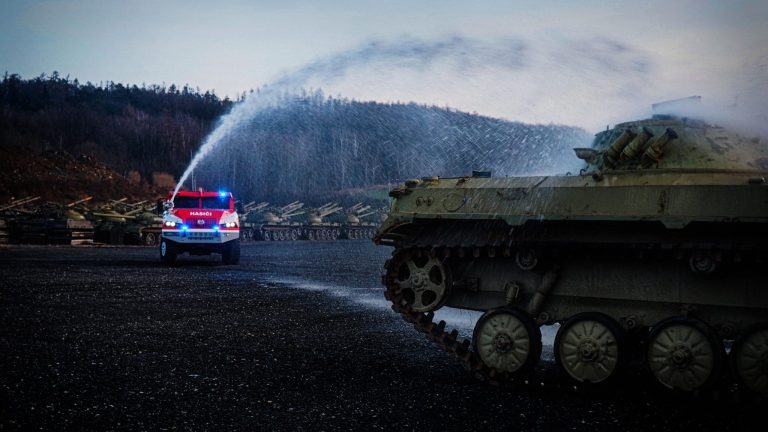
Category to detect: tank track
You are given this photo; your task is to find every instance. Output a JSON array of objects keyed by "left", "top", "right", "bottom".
[
  {"left": 383, "top": 246, "right": 533, "bottom": 386},
  {"left": 382, "top": 244, "right": 767, "bottom": 400}
]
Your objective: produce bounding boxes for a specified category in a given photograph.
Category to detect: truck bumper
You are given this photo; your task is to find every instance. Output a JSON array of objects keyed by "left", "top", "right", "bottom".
[{"left": 161, "top": 229, "right": 239, "bottom": 245}]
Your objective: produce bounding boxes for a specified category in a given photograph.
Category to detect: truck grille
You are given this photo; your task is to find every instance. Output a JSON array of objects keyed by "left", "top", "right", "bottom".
[{"left": 185, "top": 218, "right": 218, "bottom": 228}]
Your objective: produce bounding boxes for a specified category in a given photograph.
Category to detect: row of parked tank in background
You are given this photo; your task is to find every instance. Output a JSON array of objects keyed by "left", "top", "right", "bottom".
[
  {"left": 0, "top": 196, "right": 165, "bottom": 246},
  {"left": 237, "top": 201, "right": 387, "bottom": 241},
  {"left": 0, "top": 196, "right": 386, "bottom": 245}
]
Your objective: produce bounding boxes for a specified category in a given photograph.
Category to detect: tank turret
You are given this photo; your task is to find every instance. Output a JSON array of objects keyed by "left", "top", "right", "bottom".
[{"left": 574, "top": 115, "right": 768, "bottom": 178}]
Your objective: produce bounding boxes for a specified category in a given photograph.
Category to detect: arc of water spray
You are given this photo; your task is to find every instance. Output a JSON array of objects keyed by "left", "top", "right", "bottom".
[
  {"left": 171, "top": 34, "right": 658, "bottom": 200},
  {"left": 170, "top": 36, "right": 532, "bottom": 200}
]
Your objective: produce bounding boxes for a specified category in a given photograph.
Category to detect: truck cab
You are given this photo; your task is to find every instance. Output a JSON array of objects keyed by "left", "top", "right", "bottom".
[{"left": 160, "top": 190, "right": 240, "bottom": 265}]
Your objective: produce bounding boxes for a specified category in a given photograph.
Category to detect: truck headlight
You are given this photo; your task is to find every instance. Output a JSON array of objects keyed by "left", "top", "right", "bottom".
[
  {"left": 224, "top": 222, "right": 237, "bottom": 228},
  {"left": 164, "top": 221, "right": 176, "bottom": 227}
]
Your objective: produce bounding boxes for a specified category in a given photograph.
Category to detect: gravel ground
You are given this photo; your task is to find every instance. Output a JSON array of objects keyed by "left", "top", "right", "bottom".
[{"left": 0, "top": 242, "right": 763, "bottom": 431}]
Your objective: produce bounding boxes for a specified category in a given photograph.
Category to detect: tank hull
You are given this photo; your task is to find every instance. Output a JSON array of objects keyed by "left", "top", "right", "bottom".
[{"left": 377, "top": 167, "right": 768, "bottom": 393}]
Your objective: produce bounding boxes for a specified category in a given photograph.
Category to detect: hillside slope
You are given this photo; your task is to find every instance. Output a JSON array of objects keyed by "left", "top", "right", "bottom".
[
  {"left": 196, "top": 92, "right": 591, "bottom": 203},
  {"left": 1, "top": 75, "right": 591, "bottom": 205}
]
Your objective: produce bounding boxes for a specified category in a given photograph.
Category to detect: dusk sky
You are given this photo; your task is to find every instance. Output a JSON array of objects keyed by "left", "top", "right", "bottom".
[{"left": 2, "top": 0, "right": 766, "bottom": 130}]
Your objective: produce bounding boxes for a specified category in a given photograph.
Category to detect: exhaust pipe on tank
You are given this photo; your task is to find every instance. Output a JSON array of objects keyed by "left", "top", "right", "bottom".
[
  {"left": 603, "top": 128, "right": 637, "bottom": 168},
  {"left": 620, "top": 127, "right": 654, "bottom": 162},
  {"left": 642, "top": 128, "right": 679, "bottom": 167}
]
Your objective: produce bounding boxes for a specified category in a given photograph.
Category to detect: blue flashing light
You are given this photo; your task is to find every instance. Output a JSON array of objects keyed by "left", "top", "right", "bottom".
[
  {"left": 181, "top": 224, "right": 189, "bottom": 231},
  {"left": 219, "top": 191, "right": 228, "bottom": 198},
  {"left": 213, "top": 225, "right": 220, "bottom": 231}
]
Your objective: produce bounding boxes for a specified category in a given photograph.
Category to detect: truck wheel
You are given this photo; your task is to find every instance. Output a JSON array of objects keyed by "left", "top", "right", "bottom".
[
  {"left": 222, "top": 239, "right": 241, "bottom": 265},
  {"left": 160, "top": 239, "right": 177, "bottom": 265}
]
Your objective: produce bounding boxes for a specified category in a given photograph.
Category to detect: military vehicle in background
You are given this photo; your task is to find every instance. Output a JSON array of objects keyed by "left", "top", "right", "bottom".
[
  {"left": 376, "top": 112, "right": 768, "bottom": 396},
  {"left": 90, "top": 199, "right": 163, "bottom": 245},
  {"left": 237, "top": 201, "right": 269, "bottom": 241},
  {"left": 89, "top": 200, "right": 129, "bottom": 244},
  {"left": 47, "top": 197, "right": 95, "bottom": 245},
  {"left": 6, "top": 196, "right": 94, "bottom": 245},
  {"left": 257, "top": 201, "right": 305, "bottom": 241},
  {"left": 234, "top": 200, "right": 386, "bottom": 242},
  {"left": 129, "top": 207, "right": 164, "bottom": 246},
  {"left": 304, "top": 202, "right": 343, "bottom": 240},
  {"left": 0, "top": 196, "right": 41, "bottom": 244},
  {"left": 342, "top": 202, "right": 378, "bottom": 240}
]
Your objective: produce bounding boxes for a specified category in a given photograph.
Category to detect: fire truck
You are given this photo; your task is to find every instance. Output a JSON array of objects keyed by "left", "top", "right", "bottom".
[{"left": 160, "top": 190, "right": 240, "bottom": 265}]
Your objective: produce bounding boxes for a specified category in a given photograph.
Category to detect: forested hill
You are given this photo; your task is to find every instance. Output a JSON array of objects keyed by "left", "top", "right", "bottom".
[
  {"left": 1, "top": 73, "right": 591, "bottom": 204},
  {"left": 0, "top": 73, "right": 233, "bottom": 188},
  {"left": 196, "top": 92, "right": 591, "bottom": 204}
]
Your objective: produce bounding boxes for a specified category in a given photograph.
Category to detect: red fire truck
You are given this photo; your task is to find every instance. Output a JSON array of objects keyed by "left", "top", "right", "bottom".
[{"left": 160, "top": 190, "right": 240, "bottom": 265}]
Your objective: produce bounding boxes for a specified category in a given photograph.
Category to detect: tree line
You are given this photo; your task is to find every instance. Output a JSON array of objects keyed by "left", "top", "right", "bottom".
[
  {"left": 0, "top": 72, "right": 233, "bottom": 185},
  {"left": 1, "top": 74, "right": 590, "bottom": 204}
]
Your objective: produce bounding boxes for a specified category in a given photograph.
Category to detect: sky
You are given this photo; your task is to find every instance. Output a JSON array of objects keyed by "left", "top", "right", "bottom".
[{"left": 1, "top": 0, "right": 767, "bottom": 131}]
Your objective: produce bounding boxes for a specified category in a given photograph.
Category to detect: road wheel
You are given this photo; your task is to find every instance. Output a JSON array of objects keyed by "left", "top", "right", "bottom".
[
  {"left": 290, "top": 229, "right": 298, "bottom": 241},
  {"left": 160, "top": 239, "right": 177, "bottom": 265},
  {"left": 222, "top": 239, "right": 241, "bottom": 265},
  {"left": 262, "top": 230, "right": 271, "bottom": 241},
  {"left": 143, "top": 231, "right": 158, "bottom": 246},
  {"left": 473, "top": 308, "right": 542, "bottom": 376},
  {"left": 730, "top": 323, "right": 768, "bottom": 396},
  {"left": 393, "top": 251, "right": 451, "bottom": 312},
  {"left": 646, "top": 316, "right": 724, "bottom": 392},
  {"left": 555, "top": 312, "right": 627, "bottom": 385},
  {"left": 308, "top": 230, "right": 315, "bottom": 240}
]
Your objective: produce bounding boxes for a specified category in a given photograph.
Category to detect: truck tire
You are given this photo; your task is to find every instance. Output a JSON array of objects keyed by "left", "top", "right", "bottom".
[
  {"left": 160, "top": 239, "right": 177, "bottom": 265},
  {"left": 222, "top": 239, "right": 241, "bottom": 265}
]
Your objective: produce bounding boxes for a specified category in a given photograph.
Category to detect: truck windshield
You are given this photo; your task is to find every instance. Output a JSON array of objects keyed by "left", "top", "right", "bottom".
[
  {"left": 202, "top": 196, "right": 231, "bottom": 210},
  {"left": 173, "top": 197, "right": 199, "bottom": 208}
]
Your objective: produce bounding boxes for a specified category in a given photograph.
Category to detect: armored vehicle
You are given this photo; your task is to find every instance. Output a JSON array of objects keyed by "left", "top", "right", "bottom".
[
  {"left": 304, "top": 202, "right": 342, "bottom": 240},
  {"left": 130, "top": 209, "right": 164, "bottom": 246},
  {"left": 47, "top": 197, "right": 95, "bottom": 245},
  {"left": 237, "top": 201, "right": 269, "bottom": 241},
  {"left": 375, "top": 114, "right": 768, "bottom": 395},
  {"left": 89, "top": 199, "right": 162, "bottom": 246},
  {"left": 342, "top": 203, "right": 378, "bottom": 240},
  {"left": 11, "top": 197, "right": 94, "bottom": 245},
  {"left": 90, "top": 199, "right": 134, "bottom": 244},
  {"left": 0, "top": 196, "right": 41, "bottom": 244},
  {"left": 257, "top": 201, "right": 305, "bottom": 241}
]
